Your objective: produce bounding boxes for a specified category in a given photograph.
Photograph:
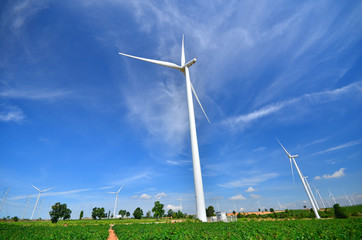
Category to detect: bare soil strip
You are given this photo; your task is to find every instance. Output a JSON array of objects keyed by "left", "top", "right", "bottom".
[{"left": 107, "top": 224, "right": 118, "bottom": 240}]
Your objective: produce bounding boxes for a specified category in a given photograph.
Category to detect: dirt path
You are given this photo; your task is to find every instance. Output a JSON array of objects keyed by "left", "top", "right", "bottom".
[{"left": 107, "top": 224, "right": 118, "bottom": 240}]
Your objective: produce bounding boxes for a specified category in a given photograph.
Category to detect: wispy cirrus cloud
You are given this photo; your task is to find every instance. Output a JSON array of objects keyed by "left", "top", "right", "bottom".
[
  {"left": 223, "top": 81, "right": 362, "bottom": 130},
  {"left": 219, "top": 172, "right": 279, "bottom": 188},
  {"left": 315, "top": 168, "right": 346, "bottom": 180},
  {"left": 0, "top": 88, "right": 71, "bottom": 100},
  {"left": 313, "top": 139, "right": 362, "bottom": 155}
]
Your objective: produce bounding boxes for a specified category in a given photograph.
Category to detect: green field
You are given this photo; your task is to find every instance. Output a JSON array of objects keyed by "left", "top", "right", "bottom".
[{"left": 1, "top": 218, "right": 361, "bottom": 239}]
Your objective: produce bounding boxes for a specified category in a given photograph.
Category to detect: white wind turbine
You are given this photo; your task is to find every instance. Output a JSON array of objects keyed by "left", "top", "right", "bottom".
[
  {"left": 177, "top": 196, "right": 183, "bottom": 211},
  {"left": 277, "top": 139, "right": 321, "bottom": 219},
  {"left": 313, "top": 185, "right": 326, "bottom": 209},
  {"left": 344, "top": 193, "right": 352, "bottom": 206},
  {"left": 119, "top": 35, "right": 208, "bottom": 222},
  {"left": 304, "top": 177, "right": 319, "bottom": 210},
  {"left": 329, "top": 189, "right": 336, "bottom": 204},
  {"left": 109, "top": 185, "right": 123, "bottom": 218},
  {"left": 31, "top": 184, "right": 53, "bottom": 220}
]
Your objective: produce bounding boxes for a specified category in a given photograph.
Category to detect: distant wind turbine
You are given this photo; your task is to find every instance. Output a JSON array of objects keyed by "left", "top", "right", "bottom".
[
  {"left": 0, "top": 188, "right": 9, "bottom": 213},
  {"left": 313, "top": 185, "right": 326, "bottom": 209},
  {"left": 277, "top": 139, "right": 321, "bottom": 219},
  {"left": 119, "top": 35, "right": 209, "bottom": 222},
  {"left": 328, "top": 189, "right": 336, "bottom": 204},
  {"left": 109, "top": 185, "right": 123, "bottom": 218},
  {"left": 31, "top": 184, "right": 53, "bottom": 220},
  {"left": 22, "top": 194, "right": 31, "bottom": 219},
  {"left": 177, "top": 196, "right": 183, "bottom": 211},
  {"left": 344, "top": 193, "right": 352, "bottom": 206}
]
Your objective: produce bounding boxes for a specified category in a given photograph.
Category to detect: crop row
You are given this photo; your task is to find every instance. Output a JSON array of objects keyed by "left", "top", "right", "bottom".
[
  {"left": 0, "top": 224, "right": 109, "bottom": 240},
  {"left": 113, "top": 218, "right": 362, "bottom": 239}
]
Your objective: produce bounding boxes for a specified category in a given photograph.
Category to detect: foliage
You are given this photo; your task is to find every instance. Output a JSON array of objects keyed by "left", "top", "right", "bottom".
[
  {"left": 270, "top": 208, "right": 274, "bottom": 213},
  {"left": 0, "top": 223, "right": 109, "bottom": 239},
  {"left": 133, "top": 207, "right": 143, "bottom": 219},
  {"left": 119, "top": 209, "right": 127, "bottom": 218},
  {"left": 49, "top": 202, "right": 72, "bottom": 223},
  {"left": 11, "top": 217, "right": 19, "bottom": 222},
  {"left": 206, "top": 206, "right": 215, "bottom": 217},
  {"left": 152, "top": 201, "right": 165, "bottom": 220},
  {"left": 126, "top": 212, "right": 130, "bottom": 217},
  {"left": 92, "top": 207, "right": 106, "bottom": 220},
  {"left": 167, "top": 209, "right": 173, "bottom": 217},
  {"left": 146, "top": 211, "right": 152, "bottom": 218},
  {"left": 79, "top": 210, "right": 84, "bottom": 220},
  {"left": 113, "top": 218, "right": 362, "bottom": 239},
  {"left": 334, "top": 204, "right": 349, "bottom": 219}
]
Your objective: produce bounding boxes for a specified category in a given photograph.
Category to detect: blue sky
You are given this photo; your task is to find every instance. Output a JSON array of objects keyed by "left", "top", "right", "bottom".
[{"left": 1, "top": 0, "right": 361, "bottom": 219}]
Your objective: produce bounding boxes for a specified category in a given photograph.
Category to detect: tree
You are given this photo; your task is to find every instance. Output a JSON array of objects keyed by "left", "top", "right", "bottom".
[
  {"left": 167, "top": 209, "right": 173, "bottom": 217},
  {"left": 334, "top": 204, "right": 349, "bottom": 219},
  {"left": 118, "top": 209, "right": 127, "bottom": 218},
  {"left": 258, "top": 208, "right": 260, "bottom": 212},
  {"left": 92, "top": 207, "right": 106, "bottom": 220},
  {"left": 146, "top": 210, "right": 152, "bottom": 218},
  {"left": 49, "top": 202, "right": 72, "bottom": 223},
  {"left": 79, "top": 210, "right": 84, "bottom": 220},
  {"left": 264, "top": 209, "right": 268, "bottom": 212},
  {"left": 270, "top": 208, "right": 274, "bottom": 213},
  {"left": 206, "top": 206, "right": 215, "bottom": 217},
  {"left": 126, "top": 211, "right": 130, "bottom": 217},
  {"left": 303, "top": 205, "right": 307, "bottom": 209},
  {"left": 176, "top": 210, "right": 184, "bottom": 218},
  {"left": 133, "top": 207, "right": 143, "bottom": 219},
  {"left": 152, "top": 201, "right": 165, "bottom": 220}
]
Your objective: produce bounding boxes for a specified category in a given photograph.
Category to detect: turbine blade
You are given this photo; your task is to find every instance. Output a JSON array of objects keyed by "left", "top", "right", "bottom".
[
  {"left": 117, "top": 185, "right": 124, "bottom": 193},
  {"left": 190, "top": 82, "right": 210, "bottom": 123},
  {"left": 289, "top": 158, "right": 295, "bottom": 184},
  {"left": 42, "top": 187, "right": 54, "bottom": 192},
  {"left": 181, "top": 35, "right": 185, "bottom": 66},
  {"left": 31, "top": 184, "right": 41, "bottom": 192},
  {"left": 276, "top": 138, "right": 291, "bottom": 158},
  {"left": 118, "top": 52, "right": 182, "bottom": 70}
]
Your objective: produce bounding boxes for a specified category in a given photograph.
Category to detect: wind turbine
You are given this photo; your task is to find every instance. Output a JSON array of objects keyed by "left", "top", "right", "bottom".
[
  {"left": 344, "top": 193, "right": 352, "bottom": 206},
  {"left": 328, "top": 189, "right": 336, "bottom": 204},
  {"left": 22, "top": 194, "right": 31, "bottom": 219},
  {"left": 119, "top": 35, "right": 208, "bottom": 222},
  {"left": 109, "top": 185, "right": 123, "bottom": 218},
  {"left": 313, "top": 185, "right": 326, "bottom": 209},
  {"left": 277, "top": 139, "right": 321, "bottom": 219},
  {"left": 177, "top": 196, "right": 183, "bottom": 211},
  {"left": 304, "top": 177, "right": 319, "bottom": 210},
  {"left": 30, "top": 184, "right": 53, "bottom": 220},
  {"left": 0, "top": 188, "right": 9, "bottom": 213}
]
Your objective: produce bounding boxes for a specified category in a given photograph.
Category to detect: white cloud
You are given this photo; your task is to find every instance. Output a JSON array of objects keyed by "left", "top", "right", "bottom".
[
  {"left": 239, "top": 207, "right": 244, "bottom": 212},
  {"left": 140, "top": 193, "right": 152, "bottom": 199},
  {"left": 229, "top": 194, "right": 246, "bottom": 201},
  {"left": 250, "top": 194, "right": 261, "bottom": 199},
  {"left": 314, "top": 176, "right": 322, "bottom": 180},
  {"left": 313, "top": 139, "right": 362, "bottom": 155},
  {"left": 219, "top": 173, "right": 279, "bottom": 188},
  {"left": 245, "top": 187, "right": 256, "bottom": 192},
  {"left": 166, "top": 204, "right": 181, "bottom": 211},
  {"left": 322, "top": 168, "right": 346, "bottom": 179},
  {"left": 0, "top": 107, "right": 25, "bottom": 122},
  {"left": 154, "top": 192, "right": 167, "bottom": 199}
]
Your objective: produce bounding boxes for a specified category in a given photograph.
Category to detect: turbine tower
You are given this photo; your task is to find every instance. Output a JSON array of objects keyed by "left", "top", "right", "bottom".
[
  {"left": 109, "top": 185, "right": 123, "bottom": 218},
  {"left": 119, "top": 35, "right": 208, "bottom": 222},
  {"left": 30, "top": 184, "right": 53, "bottom": 220},
  {"left": 344, "top": 193, "right": 352, "bottom": 206},
  {"left": 304, "top": 177, "right": 319, "bottom": 210},
  {"left": 22, "top": 194, "right": 31, "bottom": 219},
  {"left": 277, "top": 139, "right": 321, "bottom": 219}
]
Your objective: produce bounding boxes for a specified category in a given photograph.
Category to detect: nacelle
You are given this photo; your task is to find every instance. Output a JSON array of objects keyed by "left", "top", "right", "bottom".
[
  {"left": 185, "top": 57, "right": 197, "bottom": 68},
  {"left": 291, "top": 154, "right": 298, "bottom": 158}
]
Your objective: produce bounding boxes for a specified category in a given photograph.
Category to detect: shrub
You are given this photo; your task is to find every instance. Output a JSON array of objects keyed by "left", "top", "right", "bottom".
[{"left": 333, "top": 204, "right": 349, "bottom": 219}]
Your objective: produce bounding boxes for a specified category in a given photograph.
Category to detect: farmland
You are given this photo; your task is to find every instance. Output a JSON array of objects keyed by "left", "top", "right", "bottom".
[{"left": 0, "top": 218, "right": 361, "bottom": 239}]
